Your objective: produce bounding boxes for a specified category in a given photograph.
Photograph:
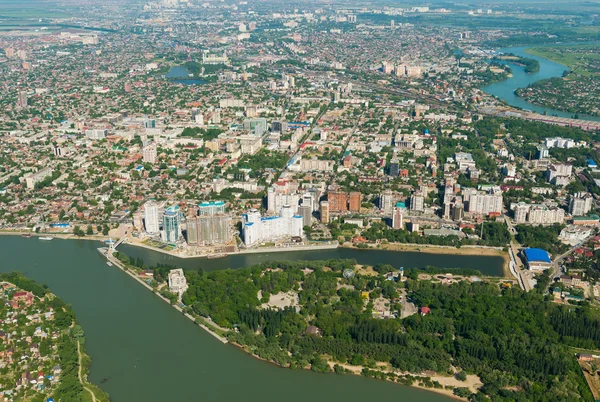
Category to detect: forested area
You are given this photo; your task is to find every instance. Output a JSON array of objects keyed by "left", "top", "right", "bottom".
[
  {"left": 514, "top": 224, "right": 569, "bottom": 255},
  {"left": 178, "top": 259, "right": 596, "bottom": 401},
  {"left": 360, "top": 221, "right": 510, "bottom": 248}
]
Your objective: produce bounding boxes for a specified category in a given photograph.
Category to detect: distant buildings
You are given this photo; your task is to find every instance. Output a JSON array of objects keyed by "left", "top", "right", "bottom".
[
  {"left": 511, "top": 202, "right": 565, "bottom": 225},
  {"left": 17, "top": 91, "right": 28, "bottom": 109},
  {"left": 142, "top": 142, "right": 157, "bottom": 164},
  {"left": 546, "top": 163, "right": 572, "bottom": 186},
  {"left": 85, "top": 129, "right": 108, "bottom": 140},
  {"left": 242, "top": 206, "right": 303, "bottom": 246},
  {"left": 23, "top": 168, "right": 53, "bottom": 190}
]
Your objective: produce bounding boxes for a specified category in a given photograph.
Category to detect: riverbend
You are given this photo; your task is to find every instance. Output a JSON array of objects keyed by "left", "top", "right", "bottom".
[{"left": 1, "top": 236, "right": 453, "bottom": 402}]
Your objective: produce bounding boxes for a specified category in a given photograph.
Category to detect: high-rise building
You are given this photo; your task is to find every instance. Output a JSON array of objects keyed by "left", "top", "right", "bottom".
[
  {"left": 195, "top": 214, "right": 231, "bottom": 245},
  {"left": 299, "top": 205, "right": 312, "bottom": 227},
  {"left": 467, "top": 190, "right": 502, "bottom": 215},
  {"left": 143, "top": 142, "right": 157, "bottom": 164},
  {"left": 144, "top": 201, "right": 161, "bottom": 234},
  {"left": 569, "top": 193, "right": 593, "bottom": 216},
  {"left": 17, "top": 91, "right": 28, "bottom": 109},
  {"left": 162, "top": 206, "right": 181, "bottom": 244},
  {"left": 379, "top": 191, "right": 394, "bottom": 215},
  {"left": 211, "top": 109, "right": 221, "bottom": 124},
  {"left": 452, "top": 202, "right": 465, "bottom": 221},
  {"left": 320, "top": 201, "right": 330, "bottom": 224},
  {"left": 392, "top": 207, "right": 404, "bottom": 229},
  {"left": 53, "top": 146, "right": 62, "bottom": 157},
  {"left": 349, "top": 192, "right": 361, "bottom": 213},
  {"left": 198, "top": 201, "right": 226, "bottom": 216},
  {"left": 271, "top": 120, "right": 288, "bottom": 133},
  {"left": 267, "top": 186, "right": 301, "bottom": 213},
  {"left": 328, "top": 191, "right": 348, "bottom": 212},
  {"left": 410, "top": 192, "right": 425, "bottom": 212},
  {"left": 195, "top": 113, "right": 204, "bottom": 125},
  {"left": 242, "top": 206, "right": 303, "bottom": 246},
  {"left": 389, "top": 158, "right": 400, "bottom": 177}
]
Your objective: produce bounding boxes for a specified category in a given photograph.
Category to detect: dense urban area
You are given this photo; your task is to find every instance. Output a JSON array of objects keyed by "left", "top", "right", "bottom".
[{"left": 4, "top": 0, "right": 600, "bottom": 400}]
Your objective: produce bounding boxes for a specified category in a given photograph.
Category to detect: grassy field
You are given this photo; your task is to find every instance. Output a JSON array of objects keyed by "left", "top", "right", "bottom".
[{"left": 526, "top": 45, "right": 600, "bottom": 76}]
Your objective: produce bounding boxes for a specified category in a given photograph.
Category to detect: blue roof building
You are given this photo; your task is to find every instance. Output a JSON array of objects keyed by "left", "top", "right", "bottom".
[{"left": 523, "top": 248, "right": 552, "bottom": 271}]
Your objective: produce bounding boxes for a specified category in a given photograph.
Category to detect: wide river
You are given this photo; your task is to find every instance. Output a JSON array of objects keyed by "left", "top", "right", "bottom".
[
  {"left": 482, "top": 45, "right": 600, "bottom": 122},
  {"left": 0, "top": 237, "right": 503, "bottom": 401}
]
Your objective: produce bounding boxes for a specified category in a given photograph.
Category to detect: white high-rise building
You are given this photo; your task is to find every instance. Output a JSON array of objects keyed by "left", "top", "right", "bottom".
[
  {"left": 267, "top": 186, "right": 301, "bottom": 213},
  {"left": 392, "top": 207, "right": 404, "bottom": 229},
  {"left": 143, "top": 142, "right": 157, "bottom": 164},
  {"left": 569, "top": 192, "right": 593, "bottom": 216},
  {"left": 144, "top": 201, "right": 161, "bottom": 234},
  {"left": 195, "top": 113, "right": 204, "bottom": 126},
  {"left": 467, "top": 191, "right": 503, "bottom": 215},
  {"left": 380, "top": 191, "right": 394, "bottom": 215},
  {"left": 242, "top": 206, "right": 303, "bottom": 246}
]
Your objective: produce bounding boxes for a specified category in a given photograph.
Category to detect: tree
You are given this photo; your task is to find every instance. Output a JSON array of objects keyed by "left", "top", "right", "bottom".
[
  {"left": 86, "top": 225, "right": 93, "bottom": 235},
  {"left": 73, "top": 226, "right": 85, "bottom": 237}
]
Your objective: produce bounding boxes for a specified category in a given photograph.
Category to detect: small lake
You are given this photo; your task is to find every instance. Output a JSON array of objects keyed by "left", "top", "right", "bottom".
[
  {"left": 482, "top": 45, "right": 600, "bottom": 121},
  {"left": 165, "top": 65, "right": 207, "bottom": 85}
]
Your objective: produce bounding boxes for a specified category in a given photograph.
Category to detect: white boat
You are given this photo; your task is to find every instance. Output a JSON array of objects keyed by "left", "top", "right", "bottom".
[
  {"left": 39, "top": 236, "right": 54, "bottom": 241},
  {"left": 106, "top": 262, "right": 113, "bottom": 267}
]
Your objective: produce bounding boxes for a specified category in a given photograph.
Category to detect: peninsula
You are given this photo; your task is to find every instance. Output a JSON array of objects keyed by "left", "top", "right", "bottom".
[{"left": 0, "top": 272, "right": 108, "bottom": 402}]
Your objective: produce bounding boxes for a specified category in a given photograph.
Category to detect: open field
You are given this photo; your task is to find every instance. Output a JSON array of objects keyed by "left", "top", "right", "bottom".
[{"left": 526, "top": 45, "right": 600, "bottom": 76}]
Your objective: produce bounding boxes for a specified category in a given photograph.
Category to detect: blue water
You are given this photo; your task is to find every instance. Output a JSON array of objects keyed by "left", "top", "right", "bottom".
[
  {"left": 483, "top": 45, "right": 600, "bottom": 121},
  {"left": 165, "top": 66, "right": 207, "bottom": 85}
]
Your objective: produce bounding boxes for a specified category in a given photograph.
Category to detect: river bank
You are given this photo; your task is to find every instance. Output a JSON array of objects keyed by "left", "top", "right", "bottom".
[
  {"left": 341, "top": 242, "right": 510, "bottom": 277},
  {"left": 102, "top": 245, "right": 474, "bottom": 401},
  {"left": 482, "top": 44, "right": 600, "bottom": 122},
  {"left": 100, "top": 248, "right": 229, "bottom": 344}
]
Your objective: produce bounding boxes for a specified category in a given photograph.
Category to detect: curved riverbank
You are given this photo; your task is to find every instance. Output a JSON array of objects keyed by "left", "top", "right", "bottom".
[
  {"left": 0, "top": 237, "right": 451, "bottom": 402},
  {"left": 482, "top": 44, "right": 600, "bottom": 121}
]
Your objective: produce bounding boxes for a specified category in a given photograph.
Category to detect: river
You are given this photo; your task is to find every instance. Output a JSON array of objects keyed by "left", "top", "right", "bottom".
[
  {"left": 118, "top": 244, "right": 505, "bottom": 276},
  {"left": 0, "top": 237, "right": 505, "bottom": 402},
  {"left": 482, "top": 45, "right": 600, "bottom": 122}
]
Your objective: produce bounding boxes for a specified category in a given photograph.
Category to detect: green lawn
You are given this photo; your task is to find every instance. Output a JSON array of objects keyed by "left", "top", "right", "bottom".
[{"left": 526, "top": 46, "right": 600, "bottom": 76}]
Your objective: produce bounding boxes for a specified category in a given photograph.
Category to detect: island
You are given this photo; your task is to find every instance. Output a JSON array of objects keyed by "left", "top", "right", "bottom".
[
  {"left": 109, "top": 253, "right": 597, "bottom": 401},
  {"left": 0, "top": 272, "right": 108, "bottom": 402}
]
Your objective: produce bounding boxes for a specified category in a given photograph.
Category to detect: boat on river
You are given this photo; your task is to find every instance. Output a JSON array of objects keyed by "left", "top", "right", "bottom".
[
  {"left": 39, "top": 236, "right": 54, "bottom": 241},
  {"left": 207, "top": 253, "right": 227, "bottom": 259}
]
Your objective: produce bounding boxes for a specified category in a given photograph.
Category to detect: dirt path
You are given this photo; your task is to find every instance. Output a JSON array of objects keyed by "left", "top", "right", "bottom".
[{"left": 77, "top": 340, "right": 97, "bottom": 402}]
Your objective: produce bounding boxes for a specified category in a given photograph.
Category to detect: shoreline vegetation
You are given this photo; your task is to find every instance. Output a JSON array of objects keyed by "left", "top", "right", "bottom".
[
  {"left": 0, "top": 230, "right": 509, "bottom": 271},
  {"left": 0, "top": 272, "right": 108, "bottom": 402},
  {"left": 101, "top": 253, "right": 595, "bottom": 401},
  {"left": 493, "top": 54, "right": 540, "bottom": 74}
]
